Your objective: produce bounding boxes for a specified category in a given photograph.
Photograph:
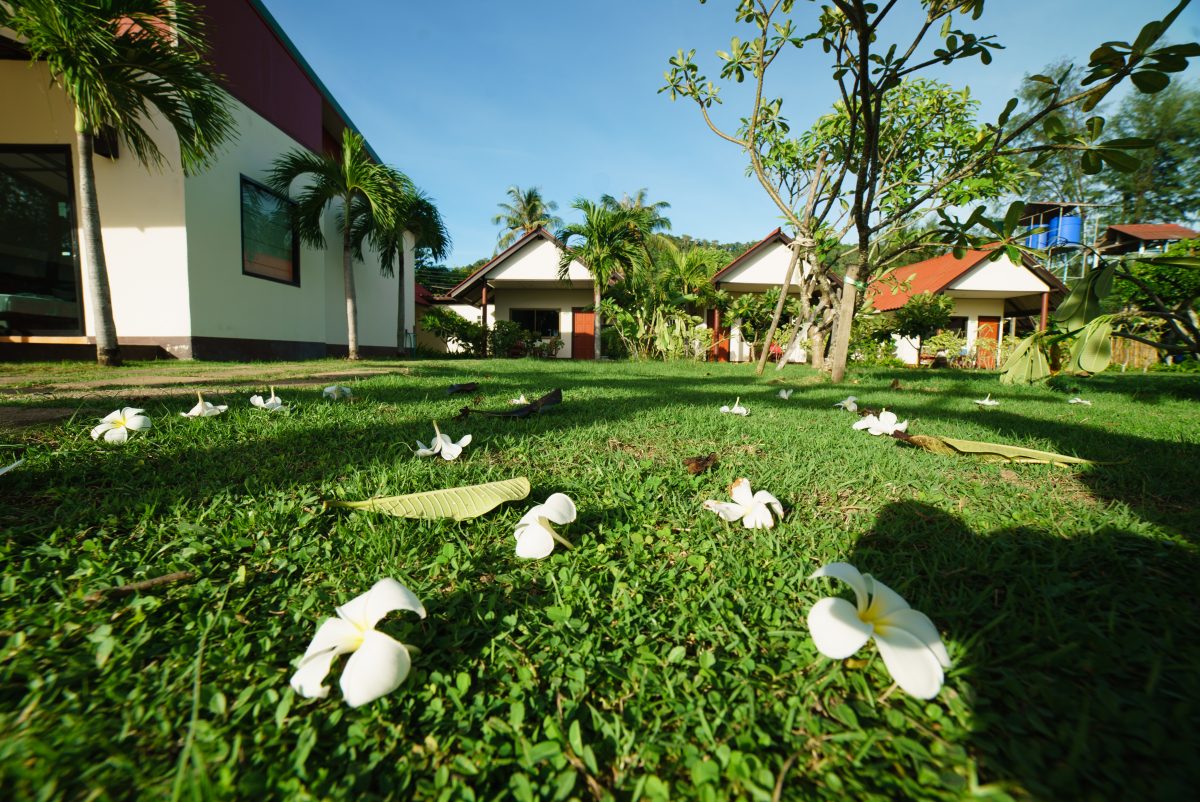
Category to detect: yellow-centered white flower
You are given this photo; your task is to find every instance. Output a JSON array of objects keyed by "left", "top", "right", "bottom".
[
  {"left": 974, "top": 394, "right": 1000, "bottom": 407},
  {"left": 778, "top": 389, "right": 794, "bottom": 400},
  {"left": 719, "top": 397, "right": 749, "bottom": 416},
  {"left": 90, "top": 407, "right": 152, "bottom": 444},
  {"left": 181, "top": 392, "right": 228, "bottom": 418},
  {"left": 323, "top": 385, "right": 353, "bottom": 400},
  {"left": 1068, "top": 397, "right": 1092, "bottom": 406},
  {"left": 290, "top": 578, "right": 426, "bottom": 707},
  {"left": 853, "top": 409, "right": 908, "bottom": 435},
  {"left": 703, "top": 478, "right": 784, "bottom": 529},
  {"left": 250, "top": 386, "right": 285, "bottom": 411},
  {"left": 414, "top": 421, "right": 472, "bottom": 460},
  {"left": 807, "top": 562, "right": 951, "bottom": 699},
  {"left": 834, "top": 396, "right": 858, "bottom": 412},
  {"left": 514, "top": 493, "right": 576, "bottom": 559}
]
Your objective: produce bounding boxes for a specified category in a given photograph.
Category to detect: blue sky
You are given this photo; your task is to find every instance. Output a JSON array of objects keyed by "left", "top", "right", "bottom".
[{"left": 261, "top": 0, "right": 1200, "bottom": 267}]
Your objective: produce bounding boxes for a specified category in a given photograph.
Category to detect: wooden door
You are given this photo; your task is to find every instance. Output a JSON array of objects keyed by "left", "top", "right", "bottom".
[
  {"left": 976, "top": 317, "right": 1000, "bottom": 369},
  {"left": 572, "top": 308, "right": 595, "bottom": 360},
  {"left": 707, "top": 308, "right": 729, "bottom": 362}
]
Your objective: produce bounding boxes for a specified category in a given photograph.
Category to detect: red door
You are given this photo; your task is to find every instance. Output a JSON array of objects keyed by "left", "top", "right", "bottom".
[
  {"left": 572, "top": 308, "right": 595, "bottom": 360},
  {"left": 976, "top": 317, "right": 1000, "bottom": 369}
]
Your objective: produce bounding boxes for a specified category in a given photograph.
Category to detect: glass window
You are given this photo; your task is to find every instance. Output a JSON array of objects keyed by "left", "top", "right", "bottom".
[
  {"left": 0, "top": 146, "right": 82, "bottom": 335},
  {"left": 510, "top": 308, "right": 559, "bottom": 337},
  {"left": 240, "top": 176, "right": 298, "bottom": 285}
]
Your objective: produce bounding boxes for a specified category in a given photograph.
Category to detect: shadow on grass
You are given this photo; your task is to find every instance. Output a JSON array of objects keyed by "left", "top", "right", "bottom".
[{"left": 852, "top": 501, "right": 1200, "bottom": 802}]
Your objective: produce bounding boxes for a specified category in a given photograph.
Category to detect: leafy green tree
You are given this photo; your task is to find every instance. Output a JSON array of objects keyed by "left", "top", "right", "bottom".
[
  {"left": 491, "top": 186, "right": 563, "bottom": 251},
  {"left": 1101, "top": 81, "right": 1200, "bottom": 222},
  {"left": 269, "top": 129, "right": 410, "bottom": 360},
  {"left": 601, "top": 188, "right": 673, "bottom": 234},
  {"left": 3, "top": 0, "right": 235, "bottom": 366},
  {"left": 558, "top": 199, "right": 647, "bottom": 359},
  {"left": 662, "top": 0, "right": 1199, "bottom": 384},
  {"left": 890, "top": 292, "right": 955, "bottom": 361}
]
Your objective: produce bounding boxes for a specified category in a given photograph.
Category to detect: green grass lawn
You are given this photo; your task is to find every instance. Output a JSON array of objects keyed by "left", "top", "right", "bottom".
[{"left": 2, "top": 358, "right": 1198, "bottom": 801}]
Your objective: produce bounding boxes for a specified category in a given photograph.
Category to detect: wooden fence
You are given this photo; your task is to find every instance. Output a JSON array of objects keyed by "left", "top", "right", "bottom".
[{"left": 1110, "top": 337, "right": 1160, "bottom": 369}]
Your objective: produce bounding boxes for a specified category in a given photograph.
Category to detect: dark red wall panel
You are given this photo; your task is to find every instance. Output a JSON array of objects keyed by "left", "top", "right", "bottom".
[{"left": 202, "top": 0, "right": 323, "bottom": 152}]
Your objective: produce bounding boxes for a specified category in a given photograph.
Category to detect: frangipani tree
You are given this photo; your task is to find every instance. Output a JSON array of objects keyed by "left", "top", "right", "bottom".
[
  {"left": 269, "top": 129, "right": 410, "bottom": 360},
  {"left": 662, "top": 0, "right": 1199, "bottom": 382},
  {"left": 3, "top": 0, "right": 235, "bottom": 366}
]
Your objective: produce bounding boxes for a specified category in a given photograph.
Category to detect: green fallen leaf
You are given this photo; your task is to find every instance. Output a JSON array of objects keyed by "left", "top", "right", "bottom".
[
  {"left": 902, "top": 434, "right": 1092, "bottom": 466},
  {"left": 332, "top": 477, "right": 531, "bottom": 520}
]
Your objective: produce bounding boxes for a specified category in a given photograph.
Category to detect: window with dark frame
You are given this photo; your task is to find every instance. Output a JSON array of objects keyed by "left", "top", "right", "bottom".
[
  {"left": 240, "top": 176, "right": 299, "bottom": 285},
  {"left": 510, "top": 308, "right": 560, "bottom": 337},
  {"left": 945, "top": 316, "right": 968, "bottom": 336},
  {"left": 0, "top": 146, "right": 83, "bottom": 336}
]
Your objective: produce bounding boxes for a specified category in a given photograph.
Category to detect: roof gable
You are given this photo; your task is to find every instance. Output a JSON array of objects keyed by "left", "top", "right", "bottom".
[
  {"left": 867, "top": 250, "right": 990, "bottom": 311},
  {"left": 447, "top": 229, "right": 591, "bottom": 300},
  {"left": 712, "top": 229, "right": 792, "bottom": 284}
]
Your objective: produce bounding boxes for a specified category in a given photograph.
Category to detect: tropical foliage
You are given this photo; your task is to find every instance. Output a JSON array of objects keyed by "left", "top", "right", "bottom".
[
  {"left": 491, "top": 186, "right": 563, "bottom": 251},
  {"left": 3, "top": 0, "right": 235, "bottom": 366}
]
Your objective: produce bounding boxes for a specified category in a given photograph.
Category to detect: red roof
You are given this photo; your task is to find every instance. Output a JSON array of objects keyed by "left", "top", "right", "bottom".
[
  {"left": 866, "top": 250, "right": 991, "bottom": 311},
  {"left": 1106, "top": 223, "right": 1198, "bottom": 241},
  {"left": 414, "top": 283, "right": 434, "bottom": 307}
]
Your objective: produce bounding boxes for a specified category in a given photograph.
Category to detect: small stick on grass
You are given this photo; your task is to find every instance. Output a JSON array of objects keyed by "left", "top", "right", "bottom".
[{"left": 84, "top": 571, "right": 196, "bottom": 603}]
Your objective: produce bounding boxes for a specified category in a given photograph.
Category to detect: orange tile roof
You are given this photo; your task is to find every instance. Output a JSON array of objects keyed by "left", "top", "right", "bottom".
[
  {"left": 866, "top": 250, "right": 991, "bottom": 311},
  {"left": 1107, "top": 223, "right": 1199, "bottom": 241}
]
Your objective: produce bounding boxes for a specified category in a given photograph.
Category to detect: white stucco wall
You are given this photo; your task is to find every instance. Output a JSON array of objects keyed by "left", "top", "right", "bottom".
[
  {"left": 717, "top": 240, "right": 807, "bottom": 290},
  {"left": 1, "top": 61, "right": 191, "bottom": 339},
  {"left": 493, "top": 287, "right": 593, "bottom": 358},
  {"left": 890, "top": 296, "right": 1006, "bottom": 365},
  {"left": 949, "top": 254, "right": 1048, "bottom": 294},
  {"left": 489, "top": 237, "right": 591, "bottom": 283}
]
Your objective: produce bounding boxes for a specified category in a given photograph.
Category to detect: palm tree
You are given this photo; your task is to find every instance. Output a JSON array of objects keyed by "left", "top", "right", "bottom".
[
  {"left": 657, "top": 240, "right": 722, "bottom": 296},
  {"left": 4, "top": 0, "right": 235, "bottom": 366},
  {"left": 491, "top": 186, "right": 563, "bottom": 251},
  {"left": 268, "top": 129, "right": 408, "bottom": 360},
  {"left": 558, "top": 199, "right": 646, "bottom": 360},
  {"left": 351, "top": 188, "right": 450, "bottom": 355},
  {"left": 600, "top": 188, "right": 672, "bottom": 235}
]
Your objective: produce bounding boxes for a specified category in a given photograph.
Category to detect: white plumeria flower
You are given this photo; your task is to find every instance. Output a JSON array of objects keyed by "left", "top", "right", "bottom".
[
  {"left": 1068, "top": 397, "right": 1092, "bottom": 406},
  {"left": 509, "top": 394, "right": 529, "bottom": 405},
  {"left": 973, "top": 394, "right": 1000, "bottom": 407},
  {"left": 703, "top": 478, "right": 784, "bottom": 530},
  {"left": 852, "top": 409, "right": 908, "bottom": 436},
  {"left": 290, "top": 578, "right": 426, "bottom": 707},
  {"left": 515, "top": 493, "right": 577, "bottom": 559},
  {"left": 719, "top": 397, "right": 749, "bottom": 416},
  {"left": 250, "top": 386, "right": 285, "bottom": 411},
  {"left": 323, "top": 385, "right": 353, "bottom": 400},
  {"left": 807, "top": 562, "right": 951, "bottom": 699},
  {"left": 778, "top": 389, "right": 794, "bottom": 400},
  {"left": 0, "top": 458, "right": 23, "bottom": 477},
  {"left": 90, "top": 407, "right": 152, "bottom": 444},
  {"left": 834, "top": 396, "right": 858, "bottom": 412},
  {"left": 414, "top": 421, "right": 472, "bottom": 461},
  {"left": 181, "top": 392, "right": 228, "bottom": 418}
]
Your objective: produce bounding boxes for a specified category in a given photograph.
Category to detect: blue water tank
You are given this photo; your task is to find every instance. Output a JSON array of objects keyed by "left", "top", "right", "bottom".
[
  {"left": 1025, "top": 229, "right": 1048, "bottom": 249},
  {"left": 1048, "top": 214, "right": 1082, "bottom": 247}
]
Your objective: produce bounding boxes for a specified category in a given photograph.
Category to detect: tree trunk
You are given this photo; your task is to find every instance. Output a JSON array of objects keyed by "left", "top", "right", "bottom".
[
  {"left": 755, "top": 242, "right": 802, "bottom": 375},
  {"left": 75, "top": 127, "right": 122, "bottom": 367},
  {"left": 828, "top": 265, "right": 861, "bottom": 383},
  {"left": 342, "top": 200, "right": 360, "bottom": 360},
  {"left": 396, "top": 250, "right": 406, "bottom": 357},
  {"left": 593, "top": 284, "right": 602, "bottom": 360}
]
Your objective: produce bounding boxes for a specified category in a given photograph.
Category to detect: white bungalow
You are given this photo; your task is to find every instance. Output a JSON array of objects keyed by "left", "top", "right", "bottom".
[
  {"left": 866, "top": 249, "right": 1066, "bottom": 368},
  {"left": 0, "top": 0, "right": 415, "bottom": 361},
  {"left": 446, "top": 228, "right": 597, "bottom": 359},
  {"left": 710, "top": 229, "right": 836, "bottom": 363}
]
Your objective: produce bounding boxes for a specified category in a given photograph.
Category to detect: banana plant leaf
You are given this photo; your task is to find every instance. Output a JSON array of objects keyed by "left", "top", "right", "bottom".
[
  {"left": 456, "top": 388, "right": 562, "bottom": 420},
  {"left": 898, "top": 433, "right": 1092, "bottom": 466},
  {"left": 331, "top": 477, "right": 531, "bottom": 520}
]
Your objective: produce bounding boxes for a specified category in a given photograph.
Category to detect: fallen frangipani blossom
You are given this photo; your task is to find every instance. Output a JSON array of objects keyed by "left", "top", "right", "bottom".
[
  {"left": 323, "top": 385, "right": 353, "bottom": 400},
  {"left": 703, "top": 478, "right": 784, "bottom": 529},
  {"left": 91, "top": 408, "right": 152, "bottom": 444},
  {"left": 973, "top": 394, "right": 1000, "bottom": 407},
  {"left": 834, "top": 396, "right": 858, "bottom": 412},
  {"left": 807, "top": 562, "right": 951, "bottom": 699},
  {"left": 515, "top": 493, "right": 577, "bottom": 559},
  {"left": 290, "top": 578, "right": 426, "bottom": 707},
  {"left": 1068, "top": 397, "right": 1092, "bottom": 406},
  {"left": 181, "top": 392, "right": 228, "bottom": 418},
  {"left": 0, "top": 458, "right": 23, "bottom": 477},
  {"left": 415, "top": 421, "right": 472, "bottom": 461},
  {"left": 719, "top": 397, "right": 749, "bottom": 416},
  {"left": 509, "top": 394, "right": 529, "bottom": 405},
  {"left": 778, "top": 389, "right": 794, "bottom": 400},
  {"left": 250, "top": 387, "right": 285, "bottom": 411},
  {"left": 853, "top": 409, "right": 908, "bottom": 436}
]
